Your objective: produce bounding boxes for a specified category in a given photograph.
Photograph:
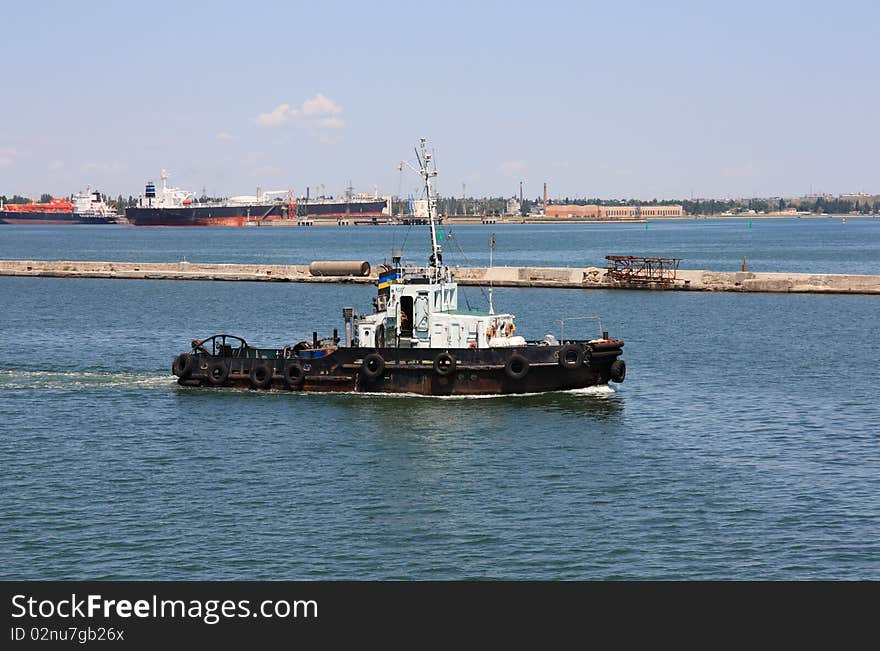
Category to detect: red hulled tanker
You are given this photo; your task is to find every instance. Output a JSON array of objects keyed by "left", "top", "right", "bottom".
[{"left": 0, "top": 197, "right": 76, "bottom": 224}]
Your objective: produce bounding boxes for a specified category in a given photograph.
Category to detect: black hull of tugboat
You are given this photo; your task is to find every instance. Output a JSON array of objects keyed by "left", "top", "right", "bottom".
[{"left": 172, "top": 341, "right": 625, "bottom": 396}]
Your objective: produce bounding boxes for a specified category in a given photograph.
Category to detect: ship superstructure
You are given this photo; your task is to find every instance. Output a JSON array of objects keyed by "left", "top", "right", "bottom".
[{"left": 72, "top": 186, "right": 121, "bottom": 224}]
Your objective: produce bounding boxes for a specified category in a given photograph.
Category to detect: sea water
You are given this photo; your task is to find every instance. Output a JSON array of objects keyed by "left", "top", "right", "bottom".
[{"left": 1, "top": 219, "right": 878, "bottom": 579}]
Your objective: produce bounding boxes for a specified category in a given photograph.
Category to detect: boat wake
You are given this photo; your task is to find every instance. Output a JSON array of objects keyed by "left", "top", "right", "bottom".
[
  {"left": 318, "top": 384, "right": 617, "bottom": 400},
  {"left": 0, "top": 369, "right": 175, "bottom": 391}
]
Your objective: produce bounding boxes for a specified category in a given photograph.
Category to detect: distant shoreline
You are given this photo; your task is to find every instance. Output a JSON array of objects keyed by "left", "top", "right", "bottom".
[{"left": 440, "top": 213, "right": 877, "bottom": 225}]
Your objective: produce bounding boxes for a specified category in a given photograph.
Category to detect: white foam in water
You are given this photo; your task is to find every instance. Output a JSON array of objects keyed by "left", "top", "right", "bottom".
[
  {"left": 0, "top": 369, "right": 176, "bottom": 390},
  {"left": 326, "top": 383, "right": 617, "bottom": 400},
  {"left": 562, "top": 384, "right": 616, "bottom": 396}
]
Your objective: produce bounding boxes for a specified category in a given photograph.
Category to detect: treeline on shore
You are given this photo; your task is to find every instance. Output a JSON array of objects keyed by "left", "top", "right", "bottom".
[
  {"left": 437, "top": 195, "right": 878, "bottom": 216},
  {"left": 680, "top": 197, "right": 878, "bottom": 215}
]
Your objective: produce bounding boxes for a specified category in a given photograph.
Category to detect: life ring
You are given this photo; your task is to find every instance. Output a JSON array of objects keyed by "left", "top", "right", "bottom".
[
  {"left": 249, "top": 362, "right": 274, "bottom": 389},
  {"left": 610, "top": 359, "right": 626, "bottom": 383},
  {"left": 172, "top": 353, "right": 194, "bottom": 379},
  {"left": 558, "top": 343, "right": 584, "bottom": 370},
  {"left": 505, "top": 353, "right": 530, "bottom": 380},
  {"left": 433, "top": 352, "right": 457, "bottom": 377},
  {"left": 375, "top": 324, "right": 386, "bottom": 348},
  {"left": 206, "top": 359, "right": 229, "bottom": 386},
  {"left": 283, "top": 361, "right": 305, "bottom": 387},
  {"left": 362, "top": 353, "right": 385, "bottom": 380}
]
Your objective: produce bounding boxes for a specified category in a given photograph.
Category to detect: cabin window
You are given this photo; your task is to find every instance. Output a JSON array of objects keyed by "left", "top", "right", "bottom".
[{"left": 414, "top": 294, "right": 429, "bottom": 332}]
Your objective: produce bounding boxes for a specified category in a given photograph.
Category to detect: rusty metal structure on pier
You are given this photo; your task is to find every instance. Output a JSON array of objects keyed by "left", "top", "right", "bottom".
[{"left": 605, "top": 255, "right": 682, "bottom": 285}]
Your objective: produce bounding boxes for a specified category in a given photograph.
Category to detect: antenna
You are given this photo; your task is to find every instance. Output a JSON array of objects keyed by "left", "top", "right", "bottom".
[
  {"left": 488, "top": 232, "right": 496, "bottom": 315},
  {"left": 399, "top": 138, "right": 444, "bottom": 282},
  {"left": 419, "top": 138, "right": 442, "bottom": 280}
]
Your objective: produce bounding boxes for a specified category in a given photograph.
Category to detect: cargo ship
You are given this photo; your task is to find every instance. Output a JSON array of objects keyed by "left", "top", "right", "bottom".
[
  {"left": 0, "top": 197, "right": 75, "bottom": 224},
  {"left": 72, "top": 186, "right": 121, "bottom": 224},
  {"left": 125, "top": 170, "right": 289, "bottom": 226},
  {"left": 296, "top": 192, "right": 388, "bottom": 221}
]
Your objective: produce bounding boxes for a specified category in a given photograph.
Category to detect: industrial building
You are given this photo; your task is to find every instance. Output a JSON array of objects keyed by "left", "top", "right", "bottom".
[{"left": 544, "top": 204, "right": 683, "bottom": 219}]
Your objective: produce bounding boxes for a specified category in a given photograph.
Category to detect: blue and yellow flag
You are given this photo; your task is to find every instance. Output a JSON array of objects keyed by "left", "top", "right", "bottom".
[{"left": 377, "top": 271, "right": 400, "bottom": 290}]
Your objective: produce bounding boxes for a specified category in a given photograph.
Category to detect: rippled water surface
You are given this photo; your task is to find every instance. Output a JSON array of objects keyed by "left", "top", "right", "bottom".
[
  {"left": 2, "top": 216, "right": 879, "bottom": 273},
  {"left": 1, "top": 221, "right": 878, "bottom": 579}
]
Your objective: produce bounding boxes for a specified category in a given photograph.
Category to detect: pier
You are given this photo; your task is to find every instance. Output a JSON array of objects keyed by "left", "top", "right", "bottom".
[{"left": 2, "top": 259, "right": 879, "bottom": 294}]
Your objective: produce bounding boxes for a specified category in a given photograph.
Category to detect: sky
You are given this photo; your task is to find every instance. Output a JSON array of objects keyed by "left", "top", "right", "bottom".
[{"left": 1, "top": 0, "right": 878, "bottom": 201}]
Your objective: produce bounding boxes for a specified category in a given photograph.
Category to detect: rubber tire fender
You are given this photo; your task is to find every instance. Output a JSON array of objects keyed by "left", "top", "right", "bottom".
[
  {"left": 433, "top": 352, "right": 457, "bottom": 377},
  {"left": 362, "top": 353, "right": 385, "bottom": 380},
  {"left": 249, "top": 362, "right": 274, "bottom": 389},
  {"left": 505, "top": 353, "right": 530, "bottom": 380},
  {"left": 558, "top": 343, "right": 584, "bottom": 370},
  {"left": 283, "top": 361, "right": 305, "bottom": 387},
  {"left": 172, "top": 353, "right": 194, "bottom": 379},
  {"left": 206, "top": 359, "right": 230, "bottom": 386},
  {"left": 610, "top": 359, "right": 626, "bottom": 383}
]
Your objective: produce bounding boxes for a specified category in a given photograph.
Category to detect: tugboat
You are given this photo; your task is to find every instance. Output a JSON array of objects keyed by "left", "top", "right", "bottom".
[{"left": 171, "top": 139, "right": 626, "bottom": 395}]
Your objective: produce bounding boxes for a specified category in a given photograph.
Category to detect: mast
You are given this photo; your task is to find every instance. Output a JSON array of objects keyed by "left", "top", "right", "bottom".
[
  {"left": 488, "top": 232, "right": 495, "bottom": 315},
  {"left": 416, "top": 137, "right": 443, "bottom": 282}
]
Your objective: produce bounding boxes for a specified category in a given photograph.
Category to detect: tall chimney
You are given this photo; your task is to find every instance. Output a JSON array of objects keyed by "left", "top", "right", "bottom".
[
  {"left": 519, "top": 180, "right": 523, "bottom": 205},
  {"left": 543, "top": 182, "right": 548, "bottom": 215}
]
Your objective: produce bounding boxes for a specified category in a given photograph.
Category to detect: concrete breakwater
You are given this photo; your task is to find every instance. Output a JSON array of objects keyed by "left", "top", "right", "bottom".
[{"left": 1, "top": 259, "right": 879, "bottom": 294}]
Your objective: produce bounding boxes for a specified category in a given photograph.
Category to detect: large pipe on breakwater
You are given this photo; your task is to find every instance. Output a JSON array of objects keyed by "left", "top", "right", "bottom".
[
  {"left": 1, "top": 260, "right": 879, "bottom": 294},
  {"left": 309, "top": 260, "right": 371, "bottom": 277}
]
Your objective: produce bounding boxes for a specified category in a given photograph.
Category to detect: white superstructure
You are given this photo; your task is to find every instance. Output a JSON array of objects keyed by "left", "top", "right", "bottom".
[
  {"left": 349, "top": 139, "right": 524, "bottom": 350},
  {"left": 72, "top": 186, "right": 120, "bottom": 221},
  {"left": 139, "top": 170, "right": 195, "bottom": 208}
]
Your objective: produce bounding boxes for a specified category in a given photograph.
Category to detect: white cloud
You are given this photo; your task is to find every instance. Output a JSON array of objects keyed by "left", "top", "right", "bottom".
[
  {"left": 48, "top": 160, "right": 64, "bottom": 171},
  {"left": 302, "top": 93, "right": 342, "bottom": 116},
  {"left": 0, "top": 146, "right": 17, "bottom": 166},
  {"left": 498, "top": 160, "right": 528, "bottom": 176},
  {"left": 216, "top": 131, "right": 235, "bottom": 141},
  {"left": 255, "top": 93, "right": 344, "bottom": 129},
  {"left": 256, "top": 103, "right": 298, "bottom": 126}
]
